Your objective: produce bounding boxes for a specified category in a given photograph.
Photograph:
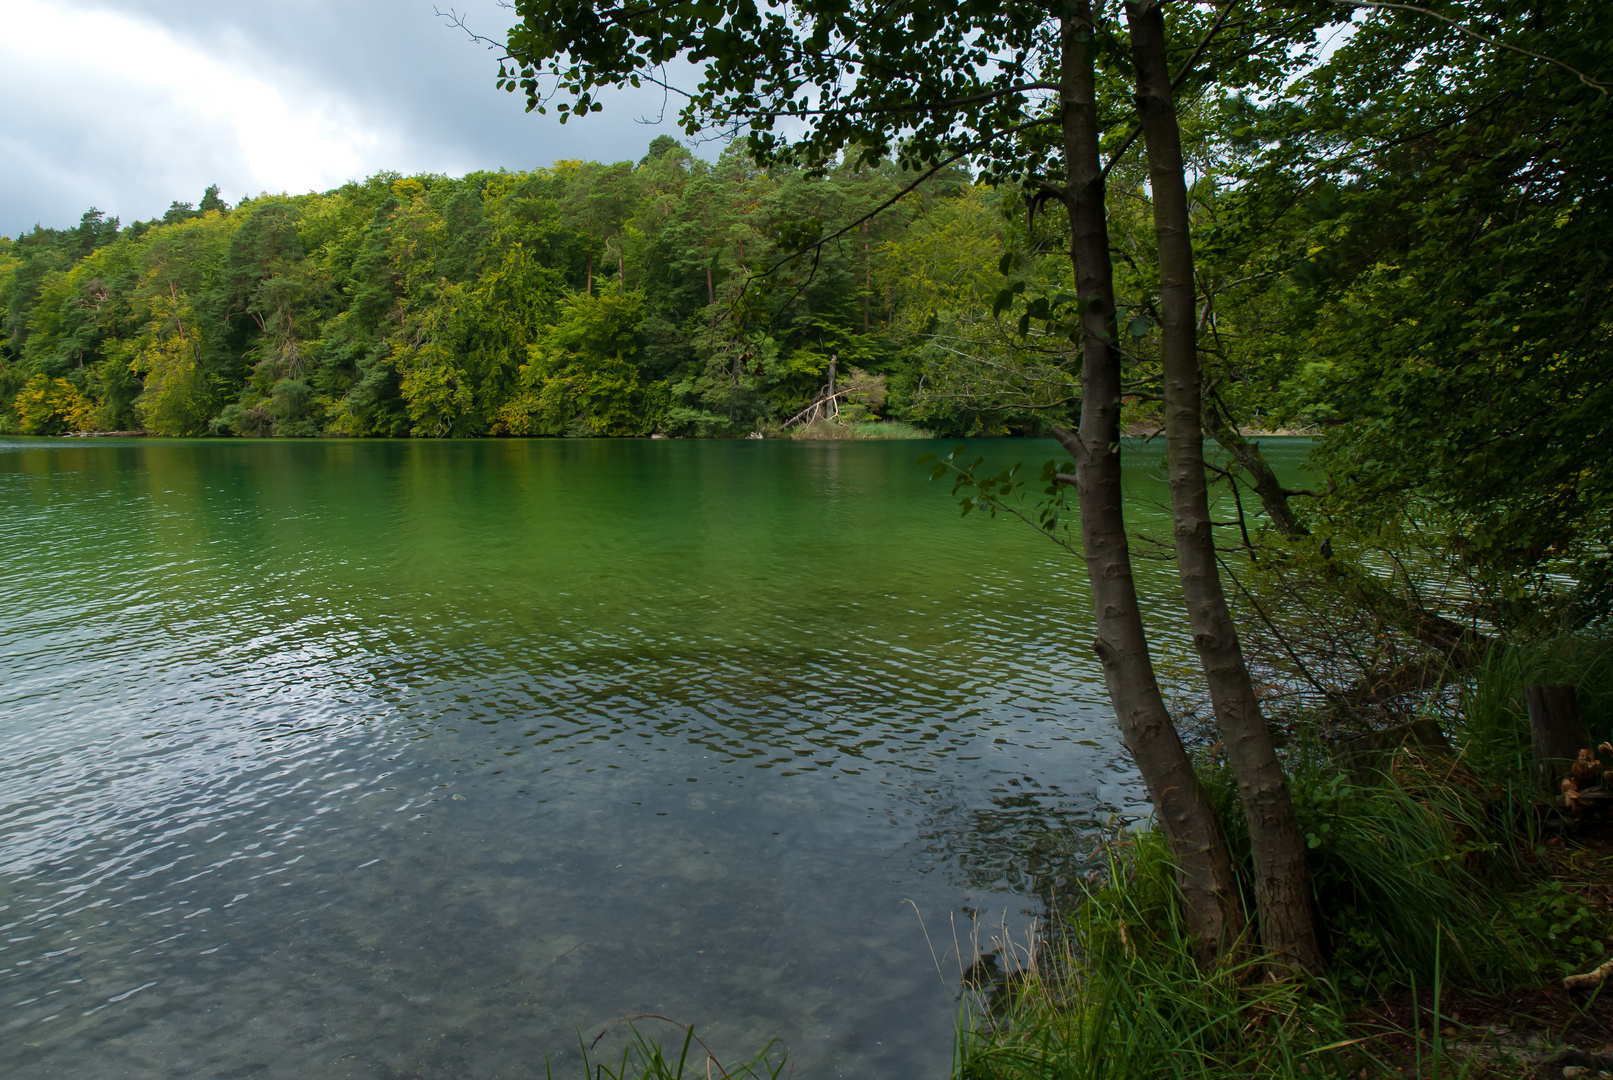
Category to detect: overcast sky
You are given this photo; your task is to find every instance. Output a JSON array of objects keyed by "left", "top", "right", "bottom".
[{"left": 0, "top": 0, "right": 714, "bottom": 237}]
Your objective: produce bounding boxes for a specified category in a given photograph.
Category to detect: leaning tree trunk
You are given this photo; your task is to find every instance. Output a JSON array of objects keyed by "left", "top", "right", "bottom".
[
  {"left": 1055, "top": 0, "right": 1246, "bottom": 964},
  {"left": 1202, "top": 398, "right": 1308, "bottom": 538},
  {"left": 1126, "top": 0, "right": 1323, "bottom": 974}
]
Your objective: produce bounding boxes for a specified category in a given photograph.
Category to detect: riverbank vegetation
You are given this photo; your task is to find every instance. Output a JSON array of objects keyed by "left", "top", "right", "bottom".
[{"left": 953, "top": 638, "right": 1613, "bottom": 1079}]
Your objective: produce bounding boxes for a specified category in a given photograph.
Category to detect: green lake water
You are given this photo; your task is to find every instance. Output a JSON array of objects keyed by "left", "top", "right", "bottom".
[{"left": 0, "top": 435, "right": 1311, "bottom": 1078}]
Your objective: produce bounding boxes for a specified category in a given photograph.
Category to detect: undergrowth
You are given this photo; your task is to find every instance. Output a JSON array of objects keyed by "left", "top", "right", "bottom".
[
  {"left": 1457, "top": 636, "right": 1613, "bottom": 787},
  {"left": 955, "top": 636, "right": 1613, "bottom": 1079}
]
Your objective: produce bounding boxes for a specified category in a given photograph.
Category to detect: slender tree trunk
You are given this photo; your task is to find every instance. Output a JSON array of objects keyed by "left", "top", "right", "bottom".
[
  {"left": 586, "top": 251, "right": 593, "bottom": 297},
  {"left": 1126, "top": 0, "right": 1322, "bottom": 974},
  {"left": 1202, "top": 397, "right": 1307, "bottom": 537},
  {"left": 862, "top": 223, "right": 872, "bottom": 333},
  {"left": 1055, "top": 0, "right": 1245, "bottom": 964}
]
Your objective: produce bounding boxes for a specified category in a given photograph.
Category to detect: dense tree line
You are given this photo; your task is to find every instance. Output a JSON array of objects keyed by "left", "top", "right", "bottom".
[{"left": 0, "top": 140, "right": 1086, "bottom": 440}]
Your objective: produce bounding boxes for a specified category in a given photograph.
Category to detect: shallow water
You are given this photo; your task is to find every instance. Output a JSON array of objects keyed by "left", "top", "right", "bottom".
[{"left": 0, "top": 435, "right": 1310, "bottom": 1078}]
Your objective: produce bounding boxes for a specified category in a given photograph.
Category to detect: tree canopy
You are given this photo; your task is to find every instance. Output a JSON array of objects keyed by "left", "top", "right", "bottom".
[{"left": 1, "top": 153, "right": 1051, "bottom": 439}]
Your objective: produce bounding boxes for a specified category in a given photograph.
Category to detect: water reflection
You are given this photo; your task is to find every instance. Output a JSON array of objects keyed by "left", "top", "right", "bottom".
[{"left": 0, "top": 436, "right": 1307, "bottom": 1078}]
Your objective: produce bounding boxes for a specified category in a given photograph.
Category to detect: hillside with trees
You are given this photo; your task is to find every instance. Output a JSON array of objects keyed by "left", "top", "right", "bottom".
[{"left": 0, "top": 142, "right": 1097, "bottom": 440}]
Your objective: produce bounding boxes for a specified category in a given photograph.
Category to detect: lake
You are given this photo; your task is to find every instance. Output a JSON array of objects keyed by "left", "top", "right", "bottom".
[{"left": 0, "top": 436, "right": 1309, "bottom": 1078}]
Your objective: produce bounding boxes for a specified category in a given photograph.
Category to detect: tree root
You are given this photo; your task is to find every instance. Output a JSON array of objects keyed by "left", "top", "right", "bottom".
[{"left": 1563, "top": 957, "right": 1613, "bottom": 992}]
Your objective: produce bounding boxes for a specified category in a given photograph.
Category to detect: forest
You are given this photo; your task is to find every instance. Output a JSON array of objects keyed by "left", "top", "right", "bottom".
[
  {"left": 0, "top": 143, "right": 1038, "bottom": 441},
  {"left": 6, "top": 0, "right": 1599, "bottom": 474}
]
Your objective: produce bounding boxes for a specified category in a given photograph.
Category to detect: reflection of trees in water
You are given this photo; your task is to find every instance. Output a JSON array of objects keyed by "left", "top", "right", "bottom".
[{"left": 919, "top": 773, "right": 1128, "bottom": 913}]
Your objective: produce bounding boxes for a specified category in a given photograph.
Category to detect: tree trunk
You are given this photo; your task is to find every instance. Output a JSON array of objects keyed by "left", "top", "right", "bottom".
[
  {"left": 1055, "top": 0, "right": 1246, "bottom": 964},
  {"left": 863, "top": 223, "right": 872, "bottom": 333},
  {"left": 1126, "top": 0, "right": 1323, "bottom": 975},
  {"left": 1202, "top": 400, "right": 1308, "bottom": 538},
  {"left": 1527, "top": 683, "right": 1588, "bottom": 792},
  {"left": 586, "top": 251, "right": 593, "bottom": 297}
]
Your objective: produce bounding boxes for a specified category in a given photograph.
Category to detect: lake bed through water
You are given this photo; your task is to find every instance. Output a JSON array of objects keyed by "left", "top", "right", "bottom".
[{"left": 0, "top": 436, "right": 1309, "bottom": 1078}]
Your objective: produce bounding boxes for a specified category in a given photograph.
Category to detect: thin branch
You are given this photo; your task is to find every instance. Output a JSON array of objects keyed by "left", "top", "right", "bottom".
[
  {"left": 1207, "top": 461, "right": 1257, "bottom": 556},
  {"left": 1219, "top": 556, "right": 1338, "bottom": 703},
  {"left": 1323, "top": 0, "right": 1610, "bottom": 94}
]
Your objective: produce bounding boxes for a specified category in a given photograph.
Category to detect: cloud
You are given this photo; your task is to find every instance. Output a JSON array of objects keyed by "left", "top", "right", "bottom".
[{"left": 0, "top": 0, "right": 709, "bottom": 235}]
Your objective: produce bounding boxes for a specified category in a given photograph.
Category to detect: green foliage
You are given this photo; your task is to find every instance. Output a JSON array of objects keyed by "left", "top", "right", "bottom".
[
  {"left": 924, "top": 445, "right": 1080, "bottom": 556},
  {"left": 13, "top": 374, "right": 91, "bottom": 434},
  {"left": 129, "top": 290, "right": 212, "bottom": 437},
  {"left": 1454, "top": 635, "right": 1613, "bottom": 789},
  {"left": 499, "top": 289, "right": 665, "bottom": 436},
  {"left": 1204, "top": 0, "right": 1613, "bottom": 627},
  {"left": 0, "top": 157, "right": 1004, "bottom": 439},
  {"left": 1282, "top": 763, "right": 1525, "bottom": 991},
  {"left": 1226, "top": 734, "right": 1610, "bottom": 993}
]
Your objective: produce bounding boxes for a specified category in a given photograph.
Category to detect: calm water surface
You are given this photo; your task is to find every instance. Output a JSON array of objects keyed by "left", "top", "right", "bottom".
[{"left": 0, "top": 436, "right": 1309, "bottom": 1079}]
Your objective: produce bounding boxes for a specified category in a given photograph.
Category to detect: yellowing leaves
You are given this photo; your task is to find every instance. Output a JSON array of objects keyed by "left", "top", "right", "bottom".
[
  {"left": 129, "top": 293, "right": 210, "bottom": 436},
  {"left": 14, "top": 375, "right": 95, "bottom": 434},
  {"left": 397, "top": 340, "right": 476, "bottom": 437}
]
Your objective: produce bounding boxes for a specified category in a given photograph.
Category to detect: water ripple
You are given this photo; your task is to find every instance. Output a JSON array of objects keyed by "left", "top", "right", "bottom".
[{"left": 0, "top": 436, "right": 1224, "bottom": 1079}]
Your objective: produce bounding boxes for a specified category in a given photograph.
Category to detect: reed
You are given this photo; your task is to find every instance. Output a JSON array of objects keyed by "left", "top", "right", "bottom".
[{"left": 556, "top": 1016, "right": 789, "bottom": 1080}]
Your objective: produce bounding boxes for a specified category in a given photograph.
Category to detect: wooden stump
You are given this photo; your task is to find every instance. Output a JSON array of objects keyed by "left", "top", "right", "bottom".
[{"left": 1526, "top": 683, "right": 1589, "bottom": 792}]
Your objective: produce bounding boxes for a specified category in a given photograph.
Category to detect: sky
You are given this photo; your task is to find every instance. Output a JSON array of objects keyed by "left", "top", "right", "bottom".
[{"left": 0, "top": 0, "right": 713, "bottom": 236}]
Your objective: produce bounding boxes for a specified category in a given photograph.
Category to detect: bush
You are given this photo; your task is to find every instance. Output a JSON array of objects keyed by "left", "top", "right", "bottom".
[{"left": 14, "top": 374, "right": 93, "bottom": 434}]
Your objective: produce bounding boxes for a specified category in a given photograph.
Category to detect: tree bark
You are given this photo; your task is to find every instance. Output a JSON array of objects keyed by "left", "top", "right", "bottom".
[
  {"left": 1055, "top": 0, "right": 1246, "bottom": 964},
  {"left": 863, "top": 223, "right": 872, "bottom": 333},
  {"left": 1202, "top": 400, "right": 1308, "bottom": 538},
  {"left": 1126, "top": 0, "right": 1323, "bottom": 974},
  {"left": 1526, "top": 683, "right": 1588, "bottom": 792}
]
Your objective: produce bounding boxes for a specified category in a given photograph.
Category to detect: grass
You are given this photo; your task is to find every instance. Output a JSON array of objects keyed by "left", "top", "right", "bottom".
[
  {"left": 1455, "top": 635, "right": 1613, "bottom": 787},
  {"left": 957, "top": 635, "right": 1613, "bottom": 1079},
  {"left": 555, "top": 1016, "right": 789, "bottom": 1080},
  {"left": 955, "top": 834, "right": 1353, "bottom": 1080}
]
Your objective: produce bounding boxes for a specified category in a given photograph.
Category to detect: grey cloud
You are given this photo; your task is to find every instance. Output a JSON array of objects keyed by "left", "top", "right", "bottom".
[{"left": 3, "top": 0, "right": 713, "bottom": 234}]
